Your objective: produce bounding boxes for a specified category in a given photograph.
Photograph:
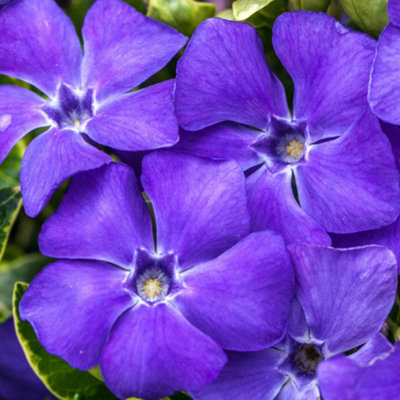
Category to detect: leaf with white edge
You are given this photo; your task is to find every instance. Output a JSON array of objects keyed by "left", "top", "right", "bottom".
[
  {"left": 12, "top": 282, "right": 119, "bottom": 400},
  {"left": 147, "top": 0, "right": 216, "bottom": 36},
  {"left": 0, "top": 253, "right": 49, "bottom": 323},
  {"left": 0, "top": 187, "right": 22, "bottom": 262},
  {"left": 339, "top": 0, "right": 388, "bottom": 37}
]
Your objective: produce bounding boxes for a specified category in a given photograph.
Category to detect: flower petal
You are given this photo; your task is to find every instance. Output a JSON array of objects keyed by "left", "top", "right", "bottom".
[
  {"left": 389, "top": 0, "right": 400, "bottom": 26},
  {"left": 86, "top": 80, "right": 178, "bottom": 151},
  {"left": 318, "top": 347, "right": 400, "bottom": 400},
  {"left": 273, "top": 11, "right": 375, "bottom": 141},
  {"left": 369, "top": 24, "right": 400, "bottom": 124},
  {"left": 81, "top": 0, "right": 187, "bottom": 101},
  {"left": 100, "top": 304, "right": 227, "bottom": 400},
  {"left": 350, "top": 333, "right": 393, "bottom": 366},
  {"left": 19, "top": 260, "right": 133, "bottom": 370},
  {"left": 192, "top": 349, "right": 285, "bottom": 400},
  {"left": 174, "top": 231, "right": 293, "bottom": 351},
  {"left": 20, "top": 128, "right": 111, "bottom": 217},
  {"left": 0, "top": 318, "right": 54, "bottom": 400},
  {"left": 288, "top": 245, "right": 397, "bottom": 356},
  {"left": 0, "top": 0, "right": 82, "bottom": 96},
  {"left": 173, "top": 122, "right": 261, "bottom": 171},
  {"left": 141, "top": 151, "right": 250, "bottom": 269},
  {"left": 247, "top": 166, "right": 331, "bottom": 246},
  {"left": 0, "top": 85, "right": 46, "bottom": 163},
  {"left": 295, "top": 112, "right": 400, "bottom": 233},
  {"left": 39, "top": 163, "right": 153, "bottom": 267},
  {"left": 331, "top": 215, "right": 400, "bottom": 274},
  {"left": 175, "top": 18, "right": 289, "bottom": 131}
]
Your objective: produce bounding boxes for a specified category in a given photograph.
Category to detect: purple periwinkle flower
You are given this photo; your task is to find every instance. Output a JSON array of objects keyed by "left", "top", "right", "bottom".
[
  {"left": 330, "top": 122, "right": 400, "bottom": 273},
  {"left": 19, "top": 152, "right": 294, "bottom": 399},
  {"left": 369, "top": 0, "right": 400, "bottom": 124},
  {"left": 191, "top": 245, "right": 397, "bottom": 400},
  {"left": 0, "top": 0, "right": 187, "bottom": 217},
  {"left": 174, "top": 12, "right": 400, "bottom": 245},
  {"left": 0, "top": 317, "right": 56, "bottom": 400},
  {"left": 318, "top": 335, "right": 400, "bottom": 400}
]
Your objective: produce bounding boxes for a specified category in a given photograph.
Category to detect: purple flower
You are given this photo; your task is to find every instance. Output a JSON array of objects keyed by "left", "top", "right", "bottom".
[
  {"left": 174, "top": 12, "right": 400, "bottom": 245},
  {"left": 318, "top": 336, "right": 400, "bottom": 400},
  {"left": 369, "top": 0, "right": 400, "bottom": 124},
  {"left": 191, "top": 245, "right": 397, "bottom": 400},
  {"left": 0, "top": 0, "right": 187, "bottom": 217},
  {"left": 331, "top": 122, "right": 400, "bottom": 273},
  {"left": 0, "top": 317, "right": 56, "bottom": 400},
  {"left": 19, "top": 152, "right": 294, "bottom": 399}
]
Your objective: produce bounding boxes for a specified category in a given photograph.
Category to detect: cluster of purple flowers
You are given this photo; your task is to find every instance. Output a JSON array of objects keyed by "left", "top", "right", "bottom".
[{"left": 1, "top": 0, "right": 400, "bottom": 399}]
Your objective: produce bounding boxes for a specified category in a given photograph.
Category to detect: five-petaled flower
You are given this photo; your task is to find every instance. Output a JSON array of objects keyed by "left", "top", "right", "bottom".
[
  {"left": 191, "top": 245, "right": 397, "bottom": 400},
  {"left": 174, "top": 12, "right": 400, "bottom": 245},
  {"left": 20, "top": 152, "right": 294, "bottom": 400},
  {"left": 0, "top": 0, "right": 187, "bottom": 217}
]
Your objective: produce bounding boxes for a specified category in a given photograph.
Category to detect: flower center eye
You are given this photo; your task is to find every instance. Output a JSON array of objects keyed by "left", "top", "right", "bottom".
[
  {"left": 294, "top": 344, "right": 324, "bottom": 375},
  {"left": 286, "top": 139, "right": 304, "bottom": 158},
  {"left": 136, "top": 268, "right": 170, "bottom": 303},
  {"left": 42, "top": 84, "right": 93, "bottom": 131}
]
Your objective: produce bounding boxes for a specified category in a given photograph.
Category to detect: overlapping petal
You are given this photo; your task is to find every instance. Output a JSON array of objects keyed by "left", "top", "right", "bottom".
[
  {"left": 141, "top": 151, "right": 250, "bottom": 269},
  {"left": 0, "top": 85, "right": 47, "bottom": 163},
  {"left": 295, "top": 113, "right": 400, "bottom": 233},
  {"left": 0, "top": 318, "right": 54, "bottom": 400},
  {"left": 246, "top": 167, "right": 331, "bottom": 245},
  {"left": 100, "top": 304, "right": 227, "bottom": 400},
  {"left": 389, "top": 0, "right": 400, "bottom": 26},
  {"left": 19, "top": 260, "right": 134, "bottom": 370},
  {"left": 173, "top": 122, "right": 261, "bottom": 171},
  {"left": 86, "top": 80, "right": 178, "bottom": 151},
  {"left": 288, "top": 245, "right": 397, "bottom": 356},
  {"left": 20, "top": 128, "right": 111, "bottom": 218},
  {"left": 39, "top": 163, "right": 153, "bottom": 267},
  {"left": 81, "top": 0, "right": 187, "bottom": 101},
  {"left": 349, "top": 333, "right": 393, "bottom": 366},
  {"left": 0, "top": 0, "right": 82, "bottom": 96},
  {"left": 331, "top": 215, "right": 400, "bottom": 274},
  {"left": 175, "top": 18, "right": 289, "bottom": 131},
  {"left": 369, "top": 24, "right": 400, "bottom": 124},
  {"left": 192, "top": 349, "right": 285, "bottom": 400},
  {"left": 318, "top": 346, "right": 400, "bottom": 400},
  {"left": 273, "top": 11, "right": 375, "bottom": 141},
  {"left": 174, "top": 231, "right": 293, "bottom": 351}
]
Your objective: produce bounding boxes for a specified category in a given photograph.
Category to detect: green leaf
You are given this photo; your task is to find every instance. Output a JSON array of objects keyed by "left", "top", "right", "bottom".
[
  {"left": 288, "top": 0, "right": 330, "bottom": 11},
  {"left": 147, "top": 0, "right": 216, "bottom": 36},
  {"left": 0, "top": 253, "right": 49, "bottom": 323},
  {"left": 339, "top": 0, "right": 388, "bottom": 37},
  {"left": 12, "top": 282, "right": 119, "bottom": 400},
  {"left": 0, "top": 140, "right": 25, "bottom": 189},
  {"left": 0, "top": 187, "right": 22, "bottom": 262},
  {"left": 233, "top": 0, "right": 274, "bottom": 19},
  {"left": 227, "top": 0, "right": 287, "bottom": 28}
]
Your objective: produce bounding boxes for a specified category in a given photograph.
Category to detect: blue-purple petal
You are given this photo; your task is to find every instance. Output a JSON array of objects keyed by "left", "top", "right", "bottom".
[
  {"left": 0, "top": 0, "right": 82, "bottom": 96},
  {"left": 173, "top": 231, "right": 294, "bottom": 351},
  {"left": 81, "top": 0, "right": 187, "bottom": 101},
  {"left": 100, "top": 304, "right": 227, "bottom": 400},
  {"left": 20, "top": 260, "right": 134, "bottom": 370},
  {"left": 86, "top": 80, "right": 179, "bottom": 151},
  {"left": 39, "top": 163, "right": 153, "bottom": 267},
  {"left": 175, "top": 18, "right": 289, "bottom": 131},
  {"left": 288, "top": 245, "right": 397, "bottom": 356},
  {"left": 20, "top": 128, "right": 111, "bottom": 217},
  {"left": 141, "top": 151, "right": 250, "bottom": 269}
]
